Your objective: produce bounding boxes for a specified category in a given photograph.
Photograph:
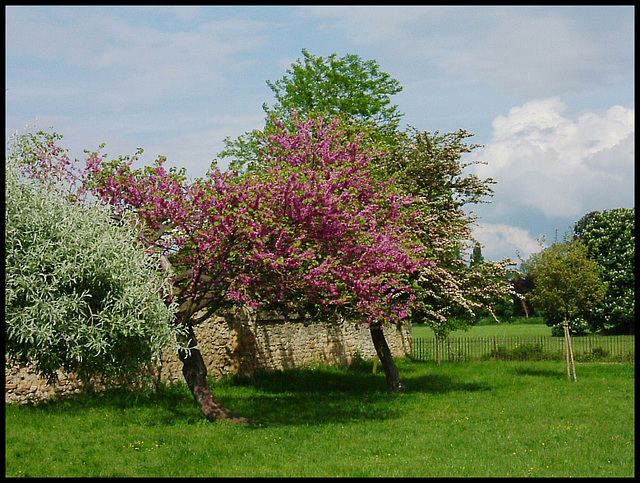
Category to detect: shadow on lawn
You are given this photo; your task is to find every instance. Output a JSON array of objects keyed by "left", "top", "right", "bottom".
[
  {"left": 220, "top": 362, "right": 490, "bottom": 426},
  {"left": 513, "top": 367, "right": 567, "bottom": 379},
  {"left": 26, "top": 361, "right": 490, "bottom": 427}
]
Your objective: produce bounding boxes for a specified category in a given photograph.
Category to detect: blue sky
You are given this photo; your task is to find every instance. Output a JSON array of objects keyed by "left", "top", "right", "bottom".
[{"left": 5, "top": 6, "right": 634, "bottom": 263}]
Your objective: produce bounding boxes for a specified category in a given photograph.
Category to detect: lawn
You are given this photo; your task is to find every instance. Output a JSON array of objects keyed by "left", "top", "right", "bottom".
[{"left": 5, "top": 359, "right": 634, "bottom": 477}]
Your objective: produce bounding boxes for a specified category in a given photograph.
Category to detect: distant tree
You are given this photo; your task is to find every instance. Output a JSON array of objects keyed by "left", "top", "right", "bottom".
[
  {"left": 525, "top": 239, "right": 608, "bottom": 380},
  {"left": 265, "top": 48, "right": 404, "bottom": 130},
  {"left": 5, "top": 131, "right": 180, "bottom": 385},
  {"left": 511, "top": 272, "right": 536, "bottom": 318},
  {"left": 573, "top": 208, "right": 635, "bottom": 334},
  {"left": 470, "top": 242, "right": 485, "bottom": 267}
]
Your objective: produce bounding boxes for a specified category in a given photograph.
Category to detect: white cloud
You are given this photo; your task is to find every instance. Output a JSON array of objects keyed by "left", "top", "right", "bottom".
[
  {"left": 472, "top": 223, "right": 546, "bottom": 263},
  {"left": 470, "top": 98, "right": 634, "bottom": 220}
]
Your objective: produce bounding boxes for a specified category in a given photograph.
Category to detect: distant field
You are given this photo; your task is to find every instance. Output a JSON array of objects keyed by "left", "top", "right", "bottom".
[
  {"left": 411, "top": 320, "right": 634, "bottom": 363},
  {"left": 412, "top": 321, "right": 552, "bottom": 339}
]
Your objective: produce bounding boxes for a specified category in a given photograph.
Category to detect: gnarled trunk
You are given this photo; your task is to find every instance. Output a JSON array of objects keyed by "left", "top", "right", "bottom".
[
  {"left": 370, "top": 325, "right": 405, "bottom": 393},
  {"left": 177, "top": 323, "right": 253, "bottom": 424},
  {"left": 161, "top": 256, "right": 251, "bottom": 424}
]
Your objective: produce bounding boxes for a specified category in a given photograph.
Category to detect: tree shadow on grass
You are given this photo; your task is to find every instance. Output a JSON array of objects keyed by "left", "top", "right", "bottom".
[
  {"left": 19, "top": 362, "right": 491, "bottom": 428},
  {"left": 403, "top": 373, "right": 490, "bottom": 394},
  {"left": 220, "top": 362, "right": 491, "bottom": 426},
  {"left": 16, "top": 382, "right": 206, "bottom": 425},
  {"left": 513, "top": 367, "right": 567, "bottom": 379}
]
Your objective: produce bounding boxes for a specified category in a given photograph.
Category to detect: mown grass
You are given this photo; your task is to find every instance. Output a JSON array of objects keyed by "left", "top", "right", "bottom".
[
  {"left": 412, "top": 318, "right": 551, "bottom": 338},
  {"left": 5, "top": 359, "right": 634, "bottom": 477}
]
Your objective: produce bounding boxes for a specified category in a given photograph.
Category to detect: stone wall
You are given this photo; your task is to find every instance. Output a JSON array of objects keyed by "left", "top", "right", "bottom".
[
  {"left": 6, "top": 313, "right": 412, "bottom": 404},
  {"left": 5, "top": 354, "right": 86, "bottom": 405}
]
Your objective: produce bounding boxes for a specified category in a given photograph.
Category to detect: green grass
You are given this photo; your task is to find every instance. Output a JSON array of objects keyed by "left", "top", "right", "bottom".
[
  {"left": 412, "top": 320, "right": 552, "bottom": 339},
  {"left": 5, "top": 359, "right": 634, "bottom": 477},
  {"left": 411, "top": 319, "right": 634, "bottom": 363}
]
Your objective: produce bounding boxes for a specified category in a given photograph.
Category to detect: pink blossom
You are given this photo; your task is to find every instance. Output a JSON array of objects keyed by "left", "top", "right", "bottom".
[{"left": 76, "top": 116, "right": 430, "bottom": 326}]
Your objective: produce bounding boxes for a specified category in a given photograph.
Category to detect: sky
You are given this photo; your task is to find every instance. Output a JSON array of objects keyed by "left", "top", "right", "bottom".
[{"left": 5, "top": 5, "right": 635, "bottom": 264}]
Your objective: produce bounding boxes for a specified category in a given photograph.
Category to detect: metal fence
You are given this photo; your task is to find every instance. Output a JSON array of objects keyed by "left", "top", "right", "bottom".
[{"left": 411, "top": 335, "right": 635, "bottom": 363}]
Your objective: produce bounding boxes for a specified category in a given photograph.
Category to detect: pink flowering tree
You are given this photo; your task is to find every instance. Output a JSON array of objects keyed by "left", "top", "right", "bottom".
[{"left": 83, "top": 116, "right": 428, "bottom": 422}]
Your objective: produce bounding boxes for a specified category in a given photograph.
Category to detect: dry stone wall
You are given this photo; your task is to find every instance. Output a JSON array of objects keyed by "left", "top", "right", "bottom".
[
  {"left": 5, "top": 354, "right": 86, "bottom": 405},
  {"left": 6, "top": 312, "right": 412, "bottom": 404}
]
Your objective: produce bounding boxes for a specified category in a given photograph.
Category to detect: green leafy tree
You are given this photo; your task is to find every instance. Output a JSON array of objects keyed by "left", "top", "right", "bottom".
[
  {"left": 511, "top": 272, "right": 536, "bottom": 318},
  {"left": 525, "top": 239, "right": 608, "bottom": 380},
  {"left": 5, "top": 130, "right": 181, "bottom": 385},
  {"left": 470, "top": 242, "right": 485, "bottom": 267},
  {"left": 573, "top": 208, "right": 635, "bottom": 334},
  {"left": 265, "top": 48, "right": 403, "bottom": 129},
  {"left": 220, "top": 49, "right": 404, "bottom": 172}
]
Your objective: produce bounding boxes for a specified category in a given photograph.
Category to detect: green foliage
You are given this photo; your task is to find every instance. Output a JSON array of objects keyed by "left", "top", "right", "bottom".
[
  {"left": 382, "top": 128, "right": 513, "bottom": 335},
  {"left": 483, "top": 343, "right": 548, "bottom": 361},
  {"left": 220, "top": 49, "right": 404, "bottom": 172},
  {"left": 382, "top": 128, "right": 494, "bottom": 216},
  {"left": 470, "top": 242, "right": 485, "bottom": 267},
  {"left": 525, "top": 239, "right": 608, "bottom": 334},
  {"left": 510, "top": 272, "right": 537, "bottom": 317},
  {"left": 573, "top": 208, "right": 635, "bottom": 334},
  {"left": 265, "top": 48, "right": 403, "bottom": 131},
  {"left": 584, "top": 347, "right": 609, "bottom": 361},
  {"left": 5, "top": 130, "right": 180, "bottom": 382}
]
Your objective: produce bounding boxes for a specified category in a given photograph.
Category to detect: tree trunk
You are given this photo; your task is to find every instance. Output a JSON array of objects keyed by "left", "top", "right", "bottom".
[
  {"left": 370, "top": 325, "right": 405, "bottom": 393},
  {"left": 177, "top": 323, "right": 253, "bottom": 424},
  {"left": 521, "top": 298, "right": 530, "bottom": 318}
]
